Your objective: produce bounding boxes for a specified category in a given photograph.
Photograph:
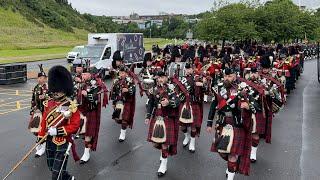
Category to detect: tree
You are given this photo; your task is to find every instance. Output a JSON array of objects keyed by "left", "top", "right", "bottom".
[{"left": 196, "top": 3, "right": 258, "bottom": 42}]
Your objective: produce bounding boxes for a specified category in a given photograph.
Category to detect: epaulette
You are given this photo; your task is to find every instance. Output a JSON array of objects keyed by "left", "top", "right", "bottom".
[{"left": 67, "top": 98, "right": 78, "bottom": 113}]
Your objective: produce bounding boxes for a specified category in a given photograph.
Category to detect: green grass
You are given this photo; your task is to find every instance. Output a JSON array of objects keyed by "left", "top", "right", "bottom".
[
  {"left": 0, "top": 8, "right": 185, "bottom": 64},
  {"left": 0, "top": 38, "right": 184, "bottom": 64},
  {"left": 0, "top": 47, "right": 72, "bottom": 64},
  {"left": 0, "top": 8, "right": 87, "bottom": 50},
  {"left": 144, "top": 38, "right": 184, "bottom": 50}
]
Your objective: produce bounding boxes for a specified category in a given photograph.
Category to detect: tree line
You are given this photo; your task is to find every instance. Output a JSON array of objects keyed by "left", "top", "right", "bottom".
[{"left": 196, "top": 0, "right": 320, "bottom": 43}]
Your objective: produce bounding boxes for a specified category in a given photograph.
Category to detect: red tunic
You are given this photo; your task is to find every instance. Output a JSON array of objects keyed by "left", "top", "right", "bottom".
[{"left": 38, "top": 98, "right": 81, "bottom": 146}]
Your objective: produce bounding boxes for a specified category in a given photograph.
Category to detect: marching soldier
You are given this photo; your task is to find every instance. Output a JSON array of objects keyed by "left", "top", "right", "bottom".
[
  {"left": 179, "top": 63, "right": 206, "bottom": 152},
  {"left": 110, "top": 65, "right": 136, "bottom": 142},
  {"left": 145, "top": 71, "right": 181, "bottom": 177},
  {"left": 29, "top": 64, "right": 48, "bottom": 158},
  {"left": 78, "top": 66, "right": 108, "bottom": 164},
  {"left": 38, "top": 65, "right": 81, "bottom": 180},
  {"left": 207, "top": 67, "right": 253, "bottom": 180},
  {"left": 139, "top": 52, "right": 157, "bottom": 95},
  {"left": 259, "top": 57, "right": 285, "bottom": 146},
  {"left": 239, "top": 67, "right": 269, "bottom": 163},
  {"left": 111, "top": 50, "right": 124, "bottom": 78}
]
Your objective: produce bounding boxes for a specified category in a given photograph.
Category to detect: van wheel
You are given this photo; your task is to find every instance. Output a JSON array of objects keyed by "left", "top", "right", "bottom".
[{"left": 137, "top": 63, "right": 142, "bottom": 68}]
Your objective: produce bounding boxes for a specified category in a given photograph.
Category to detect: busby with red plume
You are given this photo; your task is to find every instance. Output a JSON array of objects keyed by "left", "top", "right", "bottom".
[{"left": 48, "top": 65, "right": 74, "bottom": 97}]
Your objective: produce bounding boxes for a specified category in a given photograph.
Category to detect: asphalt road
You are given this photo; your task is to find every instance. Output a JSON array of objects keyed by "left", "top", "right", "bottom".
[
  {"left": 25, "top": 59, "right": 68, "bottom": 72},
  {"left": 0, "top": 59, "right": 319, "bottom": 180}
]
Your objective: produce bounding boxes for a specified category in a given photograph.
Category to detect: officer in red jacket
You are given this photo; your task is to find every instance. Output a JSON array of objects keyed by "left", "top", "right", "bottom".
[{"left": 38, "top": 65, "right": 80, "bottom": 180}]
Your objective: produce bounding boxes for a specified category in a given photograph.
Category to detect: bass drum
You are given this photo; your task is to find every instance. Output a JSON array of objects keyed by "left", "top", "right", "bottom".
[{"left": 143, "top": 78, "right": 155, "bottom": 91}]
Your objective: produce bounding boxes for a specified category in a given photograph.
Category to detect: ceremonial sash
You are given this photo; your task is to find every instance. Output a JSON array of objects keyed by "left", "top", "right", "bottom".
[
  {"left": 46, "top": 100, "right": 69, "bottom": 127},
  {"left": 238, "top": 77, "right": 264, "bottom": 95}
]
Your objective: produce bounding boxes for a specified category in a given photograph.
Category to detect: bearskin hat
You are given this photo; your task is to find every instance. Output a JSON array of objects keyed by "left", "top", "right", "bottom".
[
  {"left": 185, "top": 62, "right": 192, "bottom": 69},
  {"left": 251, "top": 67, "right": 258, "bottom": 73},
  {"left": 144, "top": 52, "right": 152, "bottom": 62},
  {"left": 48, "top": 65, "right": 74, "bottom": 97},
  {"left": 113, "top": 50, "right": 123, "bottom": 61},
  {"left": 37, "top": 64, "right": 46, "bottom": 77},
  {"left": 162, "top": 46, "right": 171, "bottom": 56},
  {"left": 260, "top": 56, "right": 271, "bottom": 69},
  {"left": 172, "top": 46, "right": 181, "bottom": 58},
  {"left": 224, "top": 67, "right": 235, "bottom": 75},
  {"left": 156, "top": 70, "right": 166, "bottom": 77}
]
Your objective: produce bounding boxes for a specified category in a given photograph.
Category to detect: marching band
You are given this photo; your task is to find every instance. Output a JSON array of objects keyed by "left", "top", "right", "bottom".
[{"left": 20, "top": 43, "right": 306, "bottom": 180}]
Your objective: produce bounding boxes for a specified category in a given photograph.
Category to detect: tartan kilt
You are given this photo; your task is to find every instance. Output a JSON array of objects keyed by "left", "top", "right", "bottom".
[
  {"left": 179, "top": 102, "right": 203, "bottom": 135},
  {"left": 46, "top": 140, "right": 72, "bottom": 180},
  {"left": 265, "top": 110, "right": 273, "bottom": 144},
  {"left": 211, "top": 120, "right": 245, "bottom": 156},
  {"left": 255, "top": 111, "right": 266, "bottom": 135},
  {"left": 84, "top": 109, "right": 101, "bottom": 151},
  {"left": 120, "top": 101, "right": 135, "bottom": 128},
  {"left": 148, "top": 116, "right": 179, "bottom": 152}
]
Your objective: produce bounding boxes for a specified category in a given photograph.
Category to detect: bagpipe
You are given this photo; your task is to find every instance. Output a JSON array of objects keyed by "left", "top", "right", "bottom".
[{"left": 259, "top": 73, "right": 285, "bottom": 113}]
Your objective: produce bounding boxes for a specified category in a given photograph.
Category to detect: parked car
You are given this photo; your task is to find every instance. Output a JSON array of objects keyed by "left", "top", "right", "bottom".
[{"left": 66, "top": 46, "right": 84, "bottom": 63}]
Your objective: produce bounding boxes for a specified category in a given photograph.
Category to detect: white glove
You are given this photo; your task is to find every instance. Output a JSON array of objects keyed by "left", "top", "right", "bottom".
[{"left": 48, "top": 127, "right": 57, "bottom": 136}]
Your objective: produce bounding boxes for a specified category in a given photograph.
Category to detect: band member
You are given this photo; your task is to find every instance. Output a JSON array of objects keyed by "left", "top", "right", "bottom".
[
  {"left": 111, "top": 50, "right": 124, "bottom": 77},
  {"left": 38, "top": 65, "right": 80, "bottom": 180},
  {"left": 29, "top": 64, "right": 48, "bottom": 158},
  {"left": 179, "top": 63, "right": 206, "bottom": 152},
  {"left": 240, "top": 67, "right": 268, "bottom": 163},
  {"left": 207, "top": 68, "right": 253, "bottom": 180},
  {"left": 258, "top": 57, "right": 285, "bottom": 149},
  {"left": 139, "top": 52, "right": 156, "bottom": 95},
  {"left": 273, "top": 56, "right": 293, "bottom": 94},
  {"left": 145, "top": 71, "right": 181, "bottom": 177},
  {"left": 110, "top": 66, "right": 136, "bottom": 142},
  {"left": 79, "top": 68, "right": 108, "bottom": 164},
  {"left": 167, "top": 49, "right": 186, "bottom": 78},
  {"left": 154, "top": 56, "right": 166, "bottom": 70}
]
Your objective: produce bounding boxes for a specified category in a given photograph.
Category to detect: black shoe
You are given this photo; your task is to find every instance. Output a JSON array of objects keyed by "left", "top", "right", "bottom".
[
  {"left": 119, "top": 139, "right": 125, "bottom": 143},
  {"left": 35, "top": 154, "right": 41, "bottom": 158},
  {"left": 80, "top": 160, "right": 89, "bottom": 164},
  {"left": 250, "top": 159, "right": 256, "bottom": 163},
  {"left": 183, "top": 144, "right": 188, "bottom": 148},
  {"left": 189, "top": 149, "right": 195, "bottom": 153},
  {"left": 157, "top": 172, "right": 166, "bottom": 177}
]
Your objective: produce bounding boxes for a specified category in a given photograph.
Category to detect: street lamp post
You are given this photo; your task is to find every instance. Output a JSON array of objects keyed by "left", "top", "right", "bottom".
[{"left": 150, "top": 28, "right": 152, "bottom": 38}]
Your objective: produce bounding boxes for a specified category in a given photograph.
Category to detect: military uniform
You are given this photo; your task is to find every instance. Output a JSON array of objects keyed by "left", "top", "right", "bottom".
[
  {"left": 179, "top": 63, "right": 206, "bottom": 152},
  {"left": 146, "top": 71, "right": 181, "bottom": 177},
  {"left": 38, "top": 65, "right": 80, "bottom": 180},
  {"left": 29, "top": 64, "right": 48, "bottom": 158},
  {"left": 110, "top": 66, "right": 136, "bottom": 142},
  {"left": 78, "top": 73, "right": 108, "bottom": 164},
  {"left": 207, "top": 68, "right": 253, "bottom": 180}
]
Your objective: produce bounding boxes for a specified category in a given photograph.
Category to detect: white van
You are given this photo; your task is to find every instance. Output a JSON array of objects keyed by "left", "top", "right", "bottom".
[{"left": 73, "top": 33, "right": 144, "bottom": 77}]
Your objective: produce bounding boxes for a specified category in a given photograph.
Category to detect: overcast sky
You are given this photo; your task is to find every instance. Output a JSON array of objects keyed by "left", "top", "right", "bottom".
[{"left": 68, "top": 0, "right": 320, "bottom": 16}]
